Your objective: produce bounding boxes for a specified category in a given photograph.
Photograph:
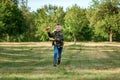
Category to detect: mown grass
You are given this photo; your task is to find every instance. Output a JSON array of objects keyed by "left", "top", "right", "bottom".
[{"left": 0, "top": 42, "right": 120, "bottom": 80}]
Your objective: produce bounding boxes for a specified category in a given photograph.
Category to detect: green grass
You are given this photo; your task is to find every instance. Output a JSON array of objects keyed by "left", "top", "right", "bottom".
[{"left": 0, "top": 42, "right": 120, "bottom": 80}]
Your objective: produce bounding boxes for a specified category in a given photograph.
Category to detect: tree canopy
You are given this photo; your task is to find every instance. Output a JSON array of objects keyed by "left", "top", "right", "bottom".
[{"left": 0, "top": 0, "right": 120, "bottom": 42}]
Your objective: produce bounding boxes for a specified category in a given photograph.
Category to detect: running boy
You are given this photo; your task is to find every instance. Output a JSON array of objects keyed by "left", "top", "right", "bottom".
[{"left": 46, "top": 24, "right": 64, "bottom": 67}]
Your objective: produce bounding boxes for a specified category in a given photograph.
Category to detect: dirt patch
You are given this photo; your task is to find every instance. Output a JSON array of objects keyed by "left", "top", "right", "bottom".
[{"left": 0, "top": 42, "right": 120, "bottom": 47}]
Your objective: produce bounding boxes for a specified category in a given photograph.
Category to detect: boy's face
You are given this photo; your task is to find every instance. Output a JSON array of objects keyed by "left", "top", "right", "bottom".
[{"left": 56, "top": 25, "right": 62, "bottom": 31}]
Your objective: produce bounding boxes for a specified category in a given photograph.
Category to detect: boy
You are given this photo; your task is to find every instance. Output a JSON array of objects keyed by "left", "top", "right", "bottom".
[{"left": 46, "top": 24, "right": 64, "bottom": 67}]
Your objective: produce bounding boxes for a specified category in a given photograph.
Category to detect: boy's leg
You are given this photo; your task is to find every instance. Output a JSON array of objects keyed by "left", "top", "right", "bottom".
[
  {"left": 53, "top": 46, "right": 58, "bottom": 66},
  {"left": 58, "top": 47, "right": 63, "bottom": 65}
]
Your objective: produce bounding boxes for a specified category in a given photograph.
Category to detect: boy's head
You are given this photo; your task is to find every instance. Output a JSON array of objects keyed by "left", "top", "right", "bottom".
[{"left": 56, "top": 24, "right": 62, "bottom": 31}]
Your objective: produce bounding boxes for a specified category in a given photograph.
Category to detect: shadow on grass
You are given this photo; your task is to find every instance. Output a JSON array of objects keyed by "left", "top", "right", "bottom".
[
  {"left": 63, "top": 45, "right": 120, "bottom": 69},
  {"left": 0, "top": 44, "right": 120, "bottom": 80},
  {"left": 0, "top": 45, "right": 120, "bottom": 69}
]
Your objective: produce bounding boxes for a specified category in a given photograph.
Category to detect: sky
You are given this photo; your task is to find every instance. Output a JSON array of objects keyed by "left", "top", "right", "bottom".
[{"left": 28, "top": 0, "right": 92, "bottom": 11}]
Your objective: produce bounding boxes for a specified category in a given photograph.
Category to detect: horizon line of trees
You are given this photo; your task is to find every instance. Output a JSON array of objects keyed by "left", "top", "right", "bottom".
[{"left": 0, "top": 0, "right": 120, "bottom": 43}]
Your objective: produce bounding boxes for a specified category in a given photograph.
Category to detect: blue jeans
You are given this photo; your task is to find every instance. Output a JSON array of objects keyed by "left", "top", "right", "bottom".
[{"left": 54, "top": 45, "right": 63, "bottom": 61}]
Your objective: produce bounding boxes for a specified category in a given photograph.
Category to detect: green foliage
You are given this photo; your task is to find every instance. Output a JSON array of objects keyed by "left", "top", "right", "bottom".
[
  {"left": 0, "top": 0, "right": 120, "bottom": 42},
  {"left": 20, "top": 2, "right": 37, "bottom": 41},
  {"left": 0, "top": 0, "right": 26, "bottom": 41},
  {"left": 88, "top": 0, "right": 120, "bottom": 42},
  {"left": 64, "top": 5, "right": 92, "bottom": 42}
]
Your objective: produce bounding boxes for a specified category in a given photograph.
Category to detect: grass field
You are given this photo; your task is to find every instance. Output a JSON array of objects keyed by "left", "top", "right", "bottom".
[{"left": 0, "top": 42, "right": 120, "bottom": 80}]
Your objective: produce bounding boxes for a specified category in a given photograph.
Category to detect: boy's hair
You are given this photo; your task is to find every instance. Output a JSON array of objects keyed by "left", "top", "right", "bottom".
[{"left": 57, "top": 24, "right": 61, "bottom": 26}]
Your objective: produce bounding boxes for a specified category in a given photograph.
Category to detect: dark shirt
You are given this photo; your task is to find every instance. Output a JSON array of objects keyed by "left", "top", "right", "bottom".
[{"left": 48, "top": 30, "right": 64, "bottom": 47}]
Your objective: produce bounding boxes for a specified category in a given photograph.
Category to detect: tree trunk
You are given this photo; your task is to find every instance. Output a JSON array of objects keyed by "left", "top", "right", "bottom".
[
  {"left": 6, "top": 34, "right": 10, "bottom": 42},
  {"left": 73, "top": 34, "right": 76, "bottom": 45},
  {"left": 109, "top": 30, "right": 113, "bottom": 42}
]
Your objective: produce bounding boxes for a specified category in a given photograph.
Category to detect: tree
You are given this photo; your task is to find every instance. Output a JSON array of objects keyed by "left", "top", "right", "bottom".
[
  {"left": 0, "top": 0, "right": 27, "bottom": 41},
  {"left": 20, "top": 0, "right": 36, "bottom": 41},
  {"left": 64, "top": 5, "right": 90, "bottom": 44},
  {"left": 89, "top": 0, "right": 120, "bottom": 42},
  {"left": 35, "top": 5, "right": 65, "bottom": 41}
]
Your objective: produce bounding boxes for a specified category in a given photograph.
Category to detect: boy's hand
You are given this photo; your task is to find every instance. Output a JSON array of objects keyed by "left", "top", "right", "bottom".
[
  {"left": 49, "top": 38, "right": 55, "bottom": 41},
  {"left": 45, "top": 26, "right": 50, "bottom": 32}
]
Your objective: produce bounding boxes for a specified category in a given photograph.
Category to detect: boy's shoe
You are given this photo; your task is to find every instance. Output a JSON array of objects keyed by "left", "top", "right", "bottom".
[
  {"left": 53, "top": 61, "right": 57, "bottom": 67},
  {"left": 57, "top": 58, "right": 61, "bottom": 65},
  {"left": 53, "top": 64, "right": 57, "bottom": 67}
]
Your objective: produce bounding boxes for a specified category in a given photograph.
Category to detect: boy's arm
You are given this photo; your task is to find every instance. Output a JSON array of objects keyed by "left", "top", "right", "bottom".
[
  {"left": 48, "top": 32, "right": 55, "bottom": 41},
  {"left": 45, "top": 26, "right": 54, "bottom": 38},
  {"left": 48, "top": 32, "right": 54, "bottom": 38},
  {"left": 45, "top": 26, "right": 55, "bottom": 41}
]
